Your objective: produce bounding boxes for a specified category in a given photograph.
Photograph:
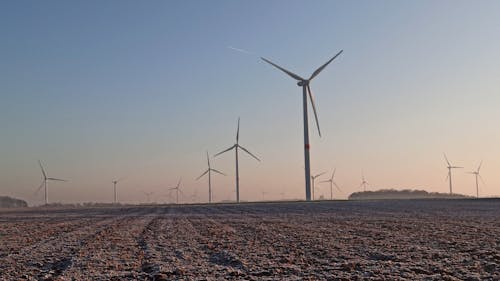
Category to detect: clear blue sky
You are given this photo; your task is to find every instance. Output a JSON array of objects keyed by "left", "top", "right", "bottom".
[{"left": 1, "top": 0, "right": 500, "bottom": 205}]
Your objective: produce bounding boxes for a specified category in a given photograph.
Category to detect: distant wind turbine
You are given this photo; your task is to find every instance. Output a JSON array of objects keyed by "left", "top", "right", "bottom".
[
  {"left": 467, "top": 161, "right": 484, "bottom": 198},
  {"left": 444, "top": 154, "right": 463, "bottom": 195},
  {"left": 261, "top": 191, "right": 268, "bottom": 201},
  {"left": 214, "top": 118, "right": 260, "bottom": 203},
  {"left": 36, "top": 160, "right": 67, "bottom": 205},
  {"left": 311, "top": 172, "right": 325, "bottom": 200},
  {"left": 320, "top": 168, "right": 341, "bottom": 200},
  {"left": 169, "top": 178, "right": 183, "bottom": 204},
  {"left": 261, "top": 50, "right": 343, "bottom": 201},
  {"left": 143, "top": 191, "right": 154, "bottom": 203},
  {"left": 359, "top": 171, "right": 369, "bottom": 192},
  {"left": 196, "top": 151, "right": 225, "bottom": 203},
  {"left": 111, "top": 178, "right": 124, "bottom": 204}
]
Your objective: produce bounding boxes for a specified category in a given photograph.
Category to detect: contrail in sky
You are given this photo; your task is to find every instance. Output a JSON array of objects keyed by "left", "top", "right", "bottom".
[{"left": 227, "top": 46, "right": 254, "bottom": 55}]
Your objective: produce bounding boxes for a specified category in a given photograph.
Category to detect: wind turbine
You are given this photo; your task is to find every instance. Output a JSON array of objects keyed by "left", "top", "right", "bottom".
[
  {"left": 359, "top": 171, "right": 369, "bottom": 192},
  {"left": 196, "top": 151, "right": 225, "bottom": 203},
  {"left": 169, "top": 178, "right": 183, "bottom": 204},
  {"left": 143, "top": 191, "right": 154, "bottom": 203},
  {"left": 261, "top": 191, "right": 268, "bottom": 201},
  {"left": 320, "top": 168, "right": 341, "bottom": 200},
  {"left": 467, "top": 161, "right": 484, "bottom": 198},
  {"left": 311, "top": 172, "right": 326, "bottom": 200},
  {"left": 111, "top": 178, "right": 124, "bottom": 204},
  {"left": 444, "top": 154, "right": 463, "bottom": 195},
  {"left": 214, "top": 118, "right": 260, "bottom": 203},
  {"left": 36, "top": 160, "right": 67, "bottom": 205},
  {"left": 261, "top": 50, "right": 343, "bottom": 201}
]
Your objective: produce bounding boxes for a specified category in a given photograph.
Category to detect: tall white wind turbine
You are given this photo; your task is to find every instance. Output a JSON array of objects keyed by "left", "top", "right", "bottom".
[
  {"left": 36, "top": 160, "right": 67, "bottom": 205},
  {"left": 467, "top": 161, "right": 484, "bottom": 198},
  {"left": 311, "top": 172, "right": 325, "bottom": 200},
  {"left": 196, "top": 151, "right": 225, "bottom": 203},
  {"left": 320, "top": 168, "right": 341, "bottom": 200},
  {"left": 214, "top": 118, "right": 260, "bottom": 203},
  {"left": 444, "top": 154, "right": 463, "bottom": 195},
  {"left": 261, "top": 50, "right": 343, "bottom": 201}
]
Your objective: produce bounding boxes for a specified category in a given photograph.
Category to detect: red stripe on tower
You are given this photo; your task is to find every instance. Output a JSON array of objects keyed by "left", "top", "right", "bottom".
[{"left": 305, "top": 144, "right": 310, "bottom": 150}]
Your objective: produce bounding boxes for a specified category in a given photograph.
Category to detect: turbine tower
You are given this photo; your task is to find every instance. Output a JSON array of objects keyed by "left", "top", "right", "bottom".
[
  {"left": 169, "top": 178, "right": 183, "bottom": 204},
  {"left": 360, "top": 171, "right": 369, "bottom": 192},
  {"left": 311, "top": 172, "right": 325, "bottom": 200},
  {"left": 214, "top": 118, "right": 260, "bottom": 203},
  {"left": 320, "top": 168, "right": 341, "bottom": 200},
  {"left": 36, "top": 160, "right": 67, "bottom": 205},
  {"left": 196, "top": 151, "right": 225, "bottom": 203},
  {"left": 444, "top": 154, "right": 463, "bottom": 195},
  {"left": 467, "top": 161, "right": 484, "bottom": 198},
  {"left": 261, "top": 50, "right": 343, "bottom": 201},
  {"left": 111, "top": 178, "right": 124, "bottom": 204}
]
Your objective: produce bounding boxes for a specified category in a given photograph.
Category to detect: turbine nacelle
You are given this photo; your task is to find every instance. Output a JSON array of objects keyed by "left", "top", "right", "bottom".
[{"left": 297, "top": 80, "right": 309, "bottom": 87}]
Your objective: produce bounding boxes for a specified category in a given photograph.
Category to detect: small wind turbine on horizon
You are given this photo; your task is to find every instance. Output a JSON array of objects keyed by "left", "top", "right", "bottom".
[
  {"left": 467, "top": 161, "right": 484, "bottom": 198},
  {"left": 214, "top": 117, "right": 260, "bottom": 203},
  {"left": 169, "top": 178, "right": 183, "bottom": 204},
  {"left": 444, "top": 153, "right": 463, "bottom": 195},
  {"left": 36, "top": 160, "right": 67, "bottom": 205},
  {"left": 359, "top": 171, "right": 369, "bottom": 192},
  {"left": 311, "top": 172, "right": 325, "bottom": 200},
  {"left": 261, "top": 50, "right": 343, "bottom": 201},
  {"left": 111, "top": 178, "right": 124, "bottom": 204},
  {"left": 320, "top": 168, "right": 341, "bottom": 200},
  {"left": 143, "top": 191, "right": 154, "bottom": 203},
  {"left": 196, "top": 151, "right": 225, "bottom": 203}
]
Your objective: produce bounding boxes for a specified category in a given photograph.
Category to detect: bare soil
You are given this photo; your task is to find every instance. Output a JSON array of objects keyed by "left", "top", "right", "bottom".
[{"left": 1, "top": 199, "right": 499, "bottom": 280}]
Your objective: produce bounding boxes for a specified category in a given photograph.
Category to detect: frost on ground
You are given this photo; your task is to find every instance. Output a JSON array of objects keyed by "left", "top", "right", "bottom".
[{"left": 0, "top": 199, "right": 499, "bottom": 280}]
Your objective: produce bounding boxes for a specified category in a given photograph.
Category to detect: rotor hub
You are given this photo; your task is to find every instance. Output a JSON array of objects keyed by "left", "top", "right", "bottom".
[{"left": 297, "top": 80, "right": 309, "bottom": 87}]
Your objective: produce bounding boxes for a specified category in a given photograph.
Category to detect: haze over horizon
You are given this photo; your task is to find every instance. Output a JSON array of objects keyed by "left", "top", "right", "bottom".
[{"left": 1, "top": 0, "right": 500, "bottom": 205}]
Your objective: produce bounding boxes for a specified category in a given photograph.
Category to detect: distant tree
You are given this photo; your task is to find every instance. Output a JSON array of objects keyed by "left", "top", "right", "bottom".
[
  {"left": 348, "top": 189, "right": 473, "bottom": 200},
  {"left": 0, "top": 196, "right": 28, "bottom": 208}
]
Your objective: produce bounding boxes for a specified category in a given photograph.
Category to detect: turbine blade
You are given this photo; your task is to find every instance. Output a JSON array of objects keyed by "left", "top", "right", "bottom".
[
  {"left": 479, "top": 174, "right": 486, "bottom": 186},
  {"left": 38, "top": 160, "right": 47, "bottom": 179},
  {"left": 211, "top": 169, "right": 226, "bottom": 176},
  {"left": 445, "top": 173, "right": 449, "bottom": 182},
  {"left": 236, "top": 117, "right": 240, "bottom": 143},
  {"left": 477, "top": 160, "right": 483, "bottom": 173},
  {"left": 451, "top": 166, "right": 463, "bottom": 169},
  {"left": 309, "top": 50, "right": 343, "bottom": 81},
  {"left": 47, "top": 178, "right": 67, "bottom": 182},
  {"left": 307, "top": 85, "right": 321, "bottom": 137},
  {"left": 331, "top": 168, "right": 336, "bottom": 180},
  {"left": 315, "top": 172, "right": 326, "bottom": 178},
  {"left": 206, "top": 151, "right": 210, "bottom": 168},
  {"left": 35, "top": 180, "right": 44, "bottom": 194},
  {"left": 114, "top": 177, "right": 125, "bottom": 183},
  {"left": 319, "top": 180, "right": 330, "bottom": 183},
  {"left": 443, "top": 153, "right": 451, "bottom": 166},
  {"left": 214, "top": 144, "right": 236, "bottom": 157},
  {"left": 196, "top": 169, "right": 209, "bottom": 180},
  {"left": 260, "top": 57, "right": 304, "bottom": 81},
  {"left": 238, "top": 145, "right": 261, "bottom": 162},
  {"left": 333, "top": 182, "right": 342, "bottom": 191}
]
